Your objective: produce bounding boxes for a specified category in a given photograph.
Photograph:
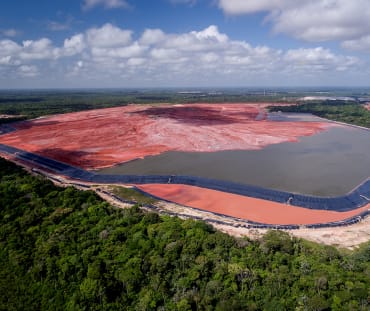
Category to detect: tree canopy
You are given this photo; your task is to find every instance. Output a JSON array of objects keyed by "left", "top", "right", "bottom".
[
  {"left": 269, "top": 101, "right": 370, "bottom": 128},
  {"left": 0, "top": 157, "right": 369, "bottom": 310}
]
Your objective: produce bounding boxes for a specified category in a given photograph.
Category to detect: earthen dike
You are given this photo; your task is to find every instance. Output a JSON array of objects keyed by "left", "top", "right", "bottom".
[{"left": 0, "top": 103, "right": 369, "bottom": 227}]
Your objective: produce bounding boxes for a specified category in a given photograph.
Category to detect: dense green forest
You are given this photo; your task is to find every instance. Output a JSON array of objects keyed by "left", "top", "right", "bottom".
[
  {"left": 1, "top": 157, "right": 369, "bottom": 310},
  {"left": 0, "top": 90, "right": 289, "bottom": 120},
  {"left": 269, "top": 101, "right": 370, "bottom": 128},
  {"left": 0, "top": 91, "right": 133, "bottom": 119}
]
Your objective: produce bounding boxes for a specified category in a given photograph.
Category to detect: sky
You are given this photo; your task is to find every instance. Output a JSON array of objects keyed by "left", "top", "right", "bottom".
[{"left": 0, "top": 0, "right": 370, "bottom": 89}]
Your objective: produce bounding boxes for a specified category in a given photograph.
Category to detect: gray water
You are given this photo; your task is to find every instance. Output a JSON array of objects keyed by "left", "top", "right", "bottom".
[{"left": 98, "top": 125, "right": 370, "bottom": 196}]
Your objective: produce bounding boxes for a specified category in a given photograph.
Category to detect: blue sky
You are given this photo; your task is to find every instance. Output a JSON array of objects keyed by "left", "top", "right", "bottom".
[{"left": 1, "top": 0, "right": 370, "bottom": 88}]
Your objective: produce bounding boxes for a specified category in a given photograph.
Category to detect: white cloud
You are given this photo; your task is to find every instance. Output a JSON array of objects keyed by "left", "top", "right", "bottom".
[
  {"left": 67, "top": 60, "right": 86, "bottom": 77},
  {"left": 161, "top": 25, "right": 229, "bottom": 53},
  {"left": 1, "top": 29, "right": 19, "bottom": 37},
  {"left": 17, "top": 65, "right": 39, "bottom": 77},
  {"left": 87, "top": 23, "right": 132, "bottom": 47},
  {"left": 64, "top": 34, "right": 86, "bottom": 56},
  {"left": 127, "top": 57, "right": 146, "bottom": 66},
  {"left": 0, "top": 56, "right": 13, "bottom": 65},
  {"left": 140, "top": 29, "right": 166, "bottom": 45},
  {"left": 168, "top": 0, "right": 197, "bottom": 5},
  {"left": 20, "top": 38, "right": 61, "bottom": 60},
  {"left": 285, "top": 48, "right": 336, "bottom": 64},
  {"left": 193, "top": 25, "right": 228, "bottom": 43},
  {"left": 48, "top": 21, "right": 71, "bottom": 32},
  {"left": 150, "top": 48, "right": 181, "bottom": 62},
  {"left": 0, "top": 24, "right": 365, "bottom": 87},
  {"left": 83, "top": 0, "right": 129, "bottom": 10},
  {"left": 218, "top": 0, "right": 370, "bottom": 43},
  {"left": 218, "top": 0, "right": 292, "bottom": 14},
  {"left": 342, "top": 35, "right": 370, "bottom": 52},
  {"left": 284, "top": 47, "right": 358, "bottom": 72},
  {"left": 47, "top": 14, "right": 76, "bottom": 32},
  {"left": 0, "top": 40, "right": 21, "bottom": 56},
  {"left": 91, "top": 42, "right": 145, "bottom": 59}
]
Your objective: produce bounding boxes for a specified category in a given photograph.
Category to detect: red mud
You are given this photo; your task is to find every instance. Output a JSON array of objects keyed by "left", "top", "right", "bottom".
[
  {"left": 0, "top": 103, "right": 334, "bottom": 169},
  {"left": 137, "top": 184, "right": 369, "bottom": 225}
]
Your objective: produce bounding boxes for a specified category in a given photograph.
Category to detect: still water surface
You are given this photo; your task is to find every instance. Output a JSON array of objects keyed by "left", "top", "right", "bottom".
[{"left": 98, "top": 125, "right": 370, "bottom": 196}]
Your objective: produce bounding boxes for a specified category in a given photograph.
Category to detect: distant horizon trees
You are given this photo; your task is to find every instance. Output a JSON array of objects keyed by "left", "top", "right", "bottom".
[{"left": 269, "top": 100, "right": 370, "bottom": 128}]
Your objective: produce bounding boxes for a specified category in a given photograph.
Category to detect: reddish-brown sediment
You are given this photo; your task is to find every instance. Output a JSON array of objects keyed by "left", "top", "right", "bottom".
[
  {"left": 137, "top": 184, "right": 369, "bottom": 225},
  {"left": 0, "top": 103, "right": 334, "bottom": 169}
]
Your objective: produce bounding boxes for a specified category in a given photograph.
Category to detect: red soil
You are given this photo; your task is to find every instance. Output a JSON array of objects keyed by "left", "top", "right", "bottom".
[
  {"left": 0, "top": 103, "right": 333, "bottom": 169},
  {"left": 137, "top": 184, "right": 369, "bottom": 225}
]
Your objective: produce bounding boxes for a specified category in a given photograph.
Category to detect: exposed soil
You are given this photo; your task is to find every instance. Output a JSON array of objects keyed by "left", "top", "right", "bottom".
[
  {"left": 0, "top": 114, "right": 22, "bottom": 119},
  {"left": 0, "top": 103, "right": 332, "bottom": 169},
  {"left": 137, "top": 184, "right": 369, "bottom": 225},
  {"left": 213, "top": 219, "right": 370, "bottom": 250},
  {"left": 2, "top": 158, "right": 367, "bottom": 249}
]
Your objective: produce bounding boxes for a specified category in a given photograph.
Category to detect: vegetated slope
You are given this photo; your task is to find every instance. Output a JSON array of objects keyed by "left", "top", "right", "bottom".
[
  {"left": 269, "top": 101, "right": 370, "bottom": 128},
  {"left": 0, "top": 158, "right": 369, "bottom": 311}
]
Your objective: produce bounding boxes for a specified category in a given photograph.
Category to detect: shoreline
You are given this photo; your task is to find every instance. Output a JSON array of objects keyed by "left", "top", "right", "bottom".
[{"left": 2, "top": 155, "right": 369, "bottom": 249}]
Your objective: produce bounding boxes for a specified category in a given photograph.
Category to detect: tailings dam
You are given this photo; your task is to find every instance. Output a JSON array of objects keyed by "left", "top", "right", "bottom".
[
  {"left": 0, "top": 103, "right": 369, "bottom": 226},
  {"left": 98, "top": 125, "right": 370, "bottom": 197}
]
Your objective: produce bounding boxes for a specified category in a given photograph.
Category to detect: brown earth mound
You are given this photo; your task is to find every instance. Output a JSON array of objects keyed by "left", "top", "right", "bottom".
[{"left": 0, "top": 103, "right": 333, "bottom": 169}]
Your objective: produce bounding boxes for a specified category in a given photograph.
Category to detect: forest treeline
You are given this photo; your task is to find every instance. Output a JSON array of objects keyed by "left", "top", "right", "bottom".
[
  {"left": 1, "top": 91, "right": 369, "bottom": 129},
  {"left": 0, "top": 157, "right": 369, "bottom": 310},
  {"left": 0, "top": 90, "right": 288, "bottom": 120},
  {"left": 269, "top": 101, "right": 370, "bottom": 128}
]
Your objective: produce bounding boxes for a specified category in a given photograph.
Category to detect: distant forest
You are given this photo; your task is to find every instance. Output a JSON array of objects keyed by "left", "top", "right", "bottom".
[
  {"left": 269, "top": 100, "right": 370, "bottom": 128},
  {"left": 0, "top": 90, "right": 288, "bottom": 120},
  {"left": 1, "top": 157, "right": 369, "bottom": 310},
  {"left": 0, "top": 90, "right": 369, "bottom": 128}
]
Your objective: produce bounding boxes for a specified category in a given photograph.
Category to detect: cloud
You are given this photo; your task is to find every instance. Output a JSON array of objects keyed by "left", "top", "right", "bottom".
[
  {"left": 218, "top": 0, "right": 292, "bottom": 14},
  {"left": 342, "top": 35, "right": 370, "bottom": 52},
  {"left": 20, "top": 38, "right": 61, "bottom": 60},
  {"left": 82, "top": 0, "right": 129, "bottom": 10},
  {"left": 47, "top": 17, "right": 74, "bottom": 32},
  {"left": 218, "top": 0, "right": 370, "bottom": 43},
  {"left": 0, "top": 40, "right": 21, "bottom": 56},
  {"left": 47, "top": 14, "right": 78, "bottom": 32},
  {"left": 87, "top": 23, "right": 132, "bottom": 47},
  {"left": 140, "top": 29, "right": 166, "bottom": 45},
  {"left": 48, "top": 21, "right": 70, "bottom": 31},
  {"left": 284, "top": 47, "right": 358, "bottom": 72},
  {"left": 78, "top": 24, "right": 359, "bottom": 83},
  {"left": 164, "top": 26, "right": 227, "bottom": 53},
  {"left": 0, "top": 24, "right": 364, "bottom": 87},
  {"left": 17, "top": 65, "right": 39, "bottom": 77},
  {"left": 1, "top": 29, "right": 19, "bottom": 37},
  {"left": 91, "top": 42, "right": 146, "bottom": 59},
  {"left": 168, "top": 0, "right": 197, "bottom": 5},
  {"left": 63, "top": 34, "right": 86, "bottom": 56}
]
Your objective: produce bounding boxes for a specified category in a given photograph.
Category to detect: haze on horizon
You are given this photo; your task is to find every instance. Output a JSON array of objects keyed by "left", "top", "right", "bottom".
[{"left": 1, "top": 0, "right": 370, "bottom": 89}]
